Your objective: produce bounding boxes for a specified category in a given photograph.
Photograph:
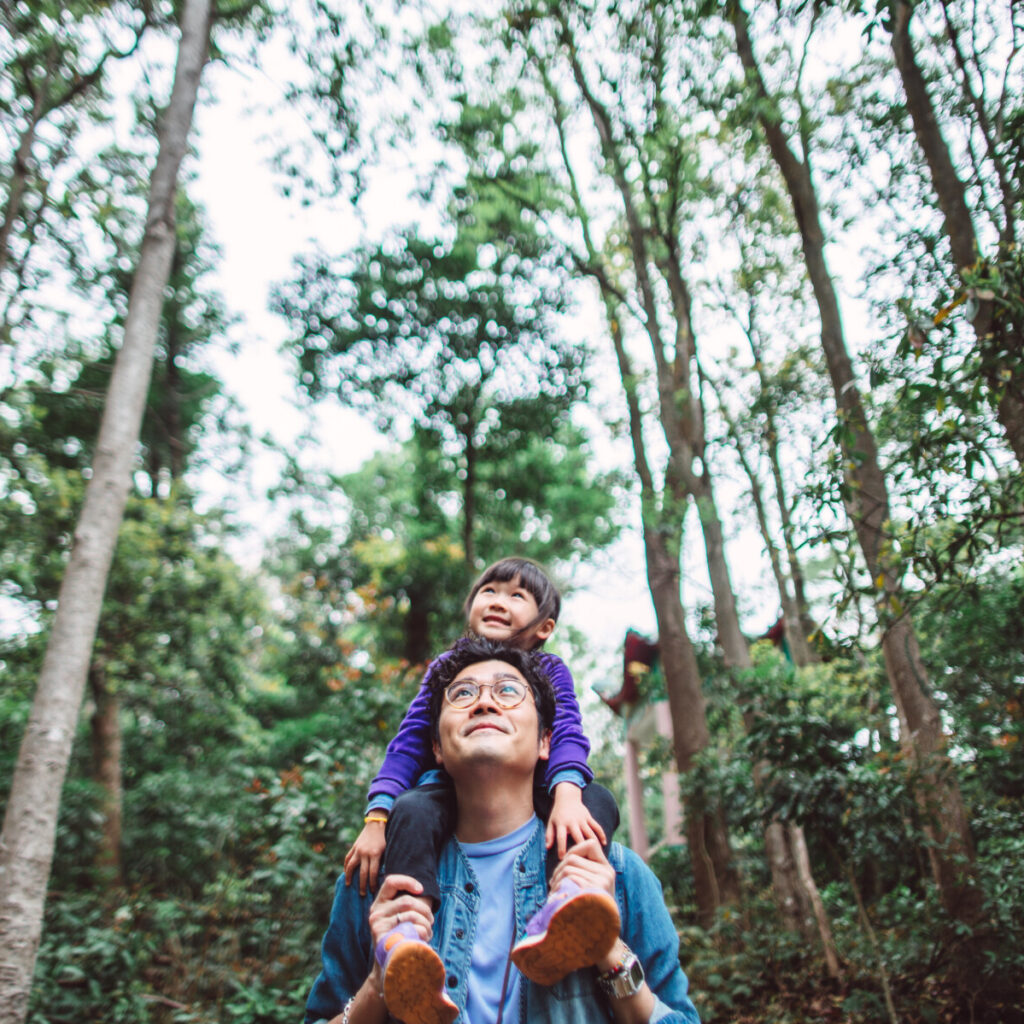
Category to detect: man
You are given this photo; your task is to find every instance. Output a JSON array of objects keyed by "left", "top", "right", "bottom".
[{"left": 304, "top": 638, "right": 701, "bottom": 1024}]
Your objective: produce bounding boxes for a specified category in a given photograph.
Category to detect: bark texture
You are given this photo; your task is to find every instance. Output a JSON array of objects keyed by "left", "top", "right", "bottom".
[
  {"left": 89, "top": 664, "right": 123, "bottom": 887},
  {"left": 0, "top": 4, "right": 212, "bottom": 1019}
]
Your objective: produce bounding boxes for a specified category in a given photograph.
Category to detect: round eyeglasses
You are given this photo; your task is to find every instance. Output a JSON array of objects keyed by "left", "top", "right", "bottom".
[{"left": 443, "top": 677, "right": 532, "bottom": 710}]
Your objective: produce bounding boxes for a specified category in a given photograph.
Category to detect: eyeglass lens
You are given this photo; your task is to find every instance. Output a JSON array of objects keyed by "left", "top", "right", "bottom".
[{"left": 445, "top": 680, "right": 528, "bottom": 708}]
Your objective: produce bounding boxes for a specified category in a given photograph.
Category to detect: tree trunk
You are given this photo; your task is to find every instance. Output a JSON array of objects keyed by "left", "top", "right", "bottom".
[
  {"left": 535, "top": 27, "right": 740, "bottom": 924},
  {"left": 718, "top": 388, "right": 814, "bottom": 667},
  {"left": 691, "top": 472, "right": 751, "bottom": 669},
  {"left": 730, "top": 0, "right": 980, "bottom": 928},
  {"left": 0, "top": 89, "right": 45, "bottom": 283},
  {"left": 890, "top": 0, "right": 1024, "bottom": 467},
  {"left": 790, "top": 823, "right": 842, "bottom": 978},
  {"left": 462, "top": 425, "right": 476, "bottom": 568},
  {"left": 766, "top": 430, "right": 819, "bottom": 660},
  {"left": 89, "top": 663, "right": 123, "bottom": 888},
  {"left": 643, "top": 522, "right": 742, "bottom": 927},
  {"left": 607, "top": 296, "right": 741, "bottom": 926},
  {"left": 0, "top": 4, "right": 212, "bottom": 1018},
  {"left": 164, "top": 242, "right": 187, "bottom": 483}
]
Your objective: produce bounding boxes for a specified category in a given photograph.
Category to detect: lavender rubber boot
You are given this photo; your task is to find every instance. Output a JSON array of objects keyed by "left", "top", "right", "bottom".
[
  {"left": 375, "top": 922, "right": 458, "bottom": 1024},
  {"left": 510, "top": 879, "right": 621, "bottom": 986}
]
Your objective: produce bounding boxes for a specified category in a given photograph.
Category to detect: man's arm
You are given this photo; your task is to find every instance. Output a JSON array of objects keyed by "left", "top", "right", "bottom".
[
  {"left": 615, "top": 847, "right": 701, "bottom": 1024},
  {"left": 549, "top": 840, "right": 700, "bottom": 1024}
]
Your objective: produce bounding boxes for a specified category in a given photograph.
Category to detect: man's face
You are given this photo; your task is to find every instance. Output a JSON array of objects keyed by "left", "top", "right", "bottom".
[{"left": 433, "top": 659, "right": 550, "bottom": 775}]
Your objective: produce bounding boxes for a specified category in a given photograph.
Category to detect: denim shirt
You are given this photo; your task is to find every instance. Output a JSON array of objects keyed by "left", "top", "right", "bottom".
[{"left": 304, "top": 822, "right": 701, "bottom": 1024}]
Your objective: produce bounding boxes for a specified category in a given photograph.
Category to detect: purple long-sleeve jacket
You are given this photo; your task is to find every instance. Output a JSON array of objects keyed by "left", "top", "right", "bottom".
[{"left": 366, "top": 651, "right": 592, "bottom": 811}]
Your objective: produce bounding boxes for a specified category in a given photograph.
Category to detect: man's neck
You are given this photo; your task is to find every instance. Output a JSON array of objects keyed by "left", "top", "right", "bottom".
[{"left": 450, "top": 776, "right": 536, "bottom": 844}]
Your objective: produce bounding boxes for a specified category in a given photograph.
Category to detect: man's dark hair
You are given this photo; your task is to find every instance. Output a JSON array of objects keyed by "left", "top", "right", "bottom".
[
  {"left": 428, "top": 637, "right": 557, "bottom": 743},
  {"left": 463, "top": 557, "right": 561, "bottom": 648}
]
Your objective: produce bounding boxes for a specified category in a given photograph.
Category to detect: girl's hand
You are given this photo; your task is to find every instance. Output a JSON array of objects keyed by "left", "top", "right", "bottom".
[
  {"left": 344, "top": 818, "right": 388, "bottom": 895},
  {"left": 546, "top": 783, "right": 607, "bottom": 859}
]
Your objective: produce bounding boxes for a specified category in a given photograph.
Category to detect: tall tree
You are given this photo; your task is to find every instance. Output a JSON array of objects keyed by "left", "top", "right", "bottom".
[
  {"left": 495, "top": 0, "right": 746, "bottom": 924},
  {"left": 724, "top": 0, "right": 981, "bottom": 932},
  {"left": 885, "top": 0, "right": 1024, "bottom": 467},
  {"left": 274, "top": 183, "right": 600, "bottom": 573},
  {"left": 0, "top": 1, "right": 213, "bottom": 1017}
]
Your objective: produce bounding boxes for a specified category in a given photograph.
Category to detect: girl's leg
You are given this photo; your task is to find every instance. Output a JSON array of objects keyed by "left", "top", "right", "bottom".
[
  {"left": 535, "top": 782, "right": 620, "bottom": 882},
  {"left": 381, "top": 781, "right": 456, "bottom": 909},
  {"left": 513, "top": 783, "right": 622, "bottom": 986}
]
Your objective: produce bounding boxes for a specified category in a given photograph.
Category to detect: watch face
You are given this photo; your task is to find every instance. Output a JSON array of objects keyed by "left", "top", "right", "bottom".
[
  {"left": 625, "top": 957, "right": 645, "bottom": 988},
  {"left": 604, "top": 952, "right": 644, "bottom": 998}
]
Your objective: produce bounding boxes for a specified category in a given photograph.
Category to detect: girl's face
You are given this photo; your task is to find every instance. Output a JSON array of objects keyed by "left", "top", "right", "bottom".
[{"left": 467, "top": 576, "right": 555, "bottom": 649}]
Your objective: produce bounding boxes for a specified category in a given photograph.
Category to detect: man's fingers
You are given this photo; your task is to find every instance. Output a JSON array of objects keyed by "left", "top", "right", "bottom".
[{"left": 376, "top": 874, "right": 425, "bottom": 901}]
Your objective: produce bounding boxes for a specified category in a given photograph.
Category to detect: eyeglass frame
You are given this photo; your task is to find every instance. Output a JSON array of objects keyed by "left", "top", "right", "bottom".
[{"left": 442, "top": 677, "right": 536, "bottom": 710}]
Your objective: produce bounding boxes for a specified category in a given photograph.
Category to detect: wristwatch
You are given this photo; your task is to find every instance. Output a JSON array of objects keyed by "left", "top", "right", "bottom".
[{"left": 596, "top": 944, "right": 645, "bottom": 999}]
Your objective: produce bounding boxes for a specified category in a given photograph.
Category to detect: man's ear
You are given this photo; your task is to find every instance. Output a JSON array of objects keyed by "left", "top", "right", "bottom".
[
  {"left": 433, "top": 739, "right": 444, "bottom": 767},
  {"left": 538, "top": 729, "right": 551, "bottom": 761},
  {"left": 533, "top": 618, "right": 556, "bottom": 644}
]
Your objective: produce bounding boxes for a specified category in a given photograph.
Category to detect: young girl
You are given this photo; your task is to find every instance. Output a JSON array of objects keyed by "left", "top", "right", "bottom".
[{"left": 344, "top": 557, "right": 620, "bottom": 1024}]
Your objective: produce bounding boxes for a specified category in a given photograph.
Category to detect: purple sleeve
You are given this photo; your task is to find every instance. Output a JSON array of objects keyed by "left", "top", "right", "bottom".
[
  {"left": 540, "top": 652, "right": 593, "bottom": 789},
  {"left": 366, "top": 658, "right": 441, "bottom": 804}
]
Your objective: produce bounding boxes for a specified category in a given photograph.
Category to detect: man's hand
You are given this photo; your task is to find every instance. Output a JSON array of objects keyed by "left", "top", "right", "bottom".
[
  {"left": 546, "top": 783, "right": 607, "bottom": 859},
  {"left": 549, "top": 836, "right": 616, "bottom": 906},
  {"left": 368, "top": 874, "right": 434, "bottom": 949},
  {"left": 344, "top": 819, "right": 387, "bottom": 895},
  {"left": 328, "top": 875, "right": 434, "bottom": 1024}
]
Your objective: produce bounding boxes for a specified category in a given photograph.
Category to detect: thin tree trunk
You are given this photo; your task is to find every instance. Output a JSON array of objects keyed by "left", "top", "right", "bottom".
[
  {"left": 767, "top": 431, "right": 819, "bottom": 658},
  {"left": 790, "top": 824, "right": 842, "bottom": 978},
  {"left": 529, "top": 25, "right": 740, "bottom": 924},
  {"left": 608, "top": 291, "right": 741, "bottom": 926},
  {"left": 730, "top": 0, "right": 980, "bottom": 928},
  {"left": 0, "top": 90, "right": 45, "bottom": 283},
  {"left": 0, "top": 4, "right": 212, "bottom": 1018},
  {"left": 89, "top": 663, "right": 123, "bottom": 888},
  {"left": 715, "top": 384, "right": 813, "bottom": 666},
  {"left": 462, "top": 426, "right": 476, "bottom": 569},
  {"left": 890, "top": 0, "right": 1024, "bottom": 467},
  {"left": 164, "top": 242, "right": 187, "bottom": 483}
]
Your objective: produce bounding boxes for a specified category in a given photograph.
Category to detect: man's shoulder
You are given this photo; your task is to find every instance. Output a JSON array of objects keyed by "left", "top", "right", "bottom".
[
  {"left": 608, "top": 840, "right": 648, "bottom": 871},
  {"left": 608, "top": 841, "right": 665, "bottom": 894}
]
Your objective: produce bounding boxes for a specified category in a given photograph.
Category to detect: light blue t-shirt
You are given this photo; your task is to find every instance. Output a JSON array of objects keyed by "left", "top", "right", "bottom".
[{"left": 457, "top": 816, "right": 536, "bottom": 1024}]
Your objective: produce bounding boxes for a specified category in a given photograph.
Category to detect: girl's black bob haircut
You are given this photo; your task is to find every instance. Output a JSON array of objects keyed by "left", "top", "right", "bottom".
[{"left": 463, "top": 557, "right": 561, "bottom": 648}]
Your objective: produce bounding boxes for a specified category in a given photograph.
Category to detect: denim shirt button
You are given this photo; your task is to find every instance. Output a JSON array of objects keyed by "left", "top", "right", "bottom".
[
  {"left": 464, "top": 882, "right": 474, "bottom": 893},
  {"left": 447, "top": 974, "right": 458, "bottom": 988},
  {"left": 519, "top": 862, "right": 526, "bottom": 872},
  {"left": 455, "top": 928, "right": 464, "bottom": 939}
]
